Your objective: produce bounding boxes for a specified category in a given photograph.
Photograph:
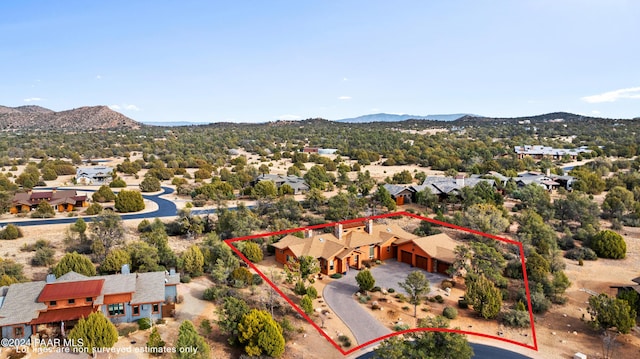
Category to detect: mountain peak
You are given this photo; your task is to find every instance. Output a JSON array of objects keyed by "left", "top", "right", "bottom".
[{"left": 0, "top": 105, "right": 142, "bottom": 131}]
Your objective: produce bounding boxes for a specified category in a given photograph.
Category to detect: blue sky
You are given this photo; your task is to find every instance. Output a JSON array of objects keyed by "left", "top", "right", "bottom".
[{"left": 1, "top": 0, "right": 639, "bottom": 123}]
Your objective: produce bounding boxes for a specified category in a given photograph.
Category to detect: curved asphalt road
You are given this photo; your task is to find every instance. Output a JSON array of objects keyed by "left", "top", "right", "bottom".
[
  {"left": 0, "top": 186, "right": 179, "bottom": 227},
  {"left": 355, "top": 342, "right": 532, "bottom": 359},
  {"left": 323, "top": 270, "right": 392, "bottom": 345}
]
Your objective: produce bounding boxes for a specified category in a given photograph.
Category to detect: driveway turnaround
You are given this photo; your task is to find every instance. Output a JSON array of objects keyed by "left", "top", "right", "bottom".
[
  {"left": 323, "top": 260, "right": 449, "bottom": 346},
  {"left": 369, "top": 259, "right": 447, "bottom": 297},
  {"left": 323, "top": 270, "right": 391, "bottom": 346}
]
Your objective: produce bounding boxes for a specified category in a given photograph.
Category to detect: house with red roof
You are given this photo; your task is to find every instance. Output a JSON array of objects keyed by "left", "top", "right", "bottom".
[
  {"left": 9, "top": 189, "right": 88, "bottom": 214},
  {"left": 0, "top": 266, "right": 179, "bottom": 341}
]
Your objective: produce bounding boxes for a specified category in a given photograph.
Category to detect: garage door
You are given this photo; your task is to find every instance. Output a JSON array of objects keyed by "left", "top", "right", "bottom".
[
  {"left": 415, "top": 255, "right": 429, "bottom": 271},
  {"left": 400, "top": 250, "right": 412, "bottom": 265},
  {"left": 437, "top": 261, "right": 450, "bottom": 274}
]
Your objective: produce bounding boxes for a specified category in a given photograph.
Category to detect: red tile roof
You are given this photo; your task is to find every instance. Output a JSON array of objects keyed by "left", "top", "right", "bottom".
[
  {"left": 31, "top": 306, "right": 95, "bottom": 324},
  {"left": 37, "top": 279, "right": 105, "bottom": 302}
]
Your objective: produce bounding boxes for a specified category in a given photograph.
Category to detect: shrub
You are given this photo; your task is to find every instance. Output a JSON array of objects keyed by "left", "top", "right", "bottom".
[
  {"left": 31, "top": 247, "right": 55, "bottom": 266},
  {"left": 138, "top": 318, "right": 151, "bottom": 330},
  {"left": 387, "top": 288, "right": 395, "bottom": 293},
  {"left": 371, "top": 301, "right": 381, "bottom": 310},
  {"left": 241, "top": 242, "right": 263, "bottom": 263},
  {"left": 230, "top": 267, "right": 252, "bottom": 287},
  {"left": 393, "top": 323, "right": 410, "bottom": 331},
  {"left": 458, "top": 298, "right": 469, "bottom": 309},
  {"left": 300, "top": 295, "right": 313, "bottom": 315},
  {"left": 359, "top": 296, "right": 369, "bottom": 304},
  {"left": 330, "top": 273, "right": 342, "bottom": 279},
  {"left": 294, "top": 281, "right": 307, "bottom": 295},
  {"left": 443, "top": 306, "right": 458, "bottom": 319},
  {"left": 306, "top": 286, "right": 318, "bottom": 300},
  {"left": 371, "top": 286, "right": 381, "bottom": 292},
  {"left": 251, "top": 273, "right": 264, "bottom": 286},
  {"left": 180, "top": 274, "right": 191, "bottom": 283},
  {"left": 588, "top": 230, "right": 626, "bottom": 259},
  {"left": 401, "top": 305, "right": 410, "bottom": 311},
  {"left": 85, "top": 203, "right": 103, "bottom": 215},
  {"left": 203, "top": 286, "right": 229, "bottom": 303},
  {"left": 435, "top": 295, "right": 444, "bottom": 303},
  {"left": 337, "top": 335, "right": 352, "bottom": 347},
  {"left": 565, "top": 247, "right": 598, "bottom": 261},
  {"left": 501, "top": 309, "right": 531, "bottom": 328},
  {"left": 0, "top": 224, "right": 22, "bottom": 240},
  {"left": 440, "top": 280, "right": 453, "bottom": 290}
]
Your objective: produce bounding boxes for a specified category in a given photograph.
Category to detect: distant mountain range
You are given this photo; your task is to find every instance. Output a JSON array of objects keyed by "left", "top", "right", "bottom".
[
  {"left": 0, "top": 105, "right": 142, "bottom": 131},
  {"left": 336, "top": 113, "right": 473, "bottom": 123}
]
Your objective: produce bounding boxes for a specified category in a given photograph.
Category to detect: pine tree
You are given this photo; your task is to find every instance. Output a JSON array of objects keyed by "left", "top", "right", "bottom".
[
  {"left": 182, "top": 245, "right": 204, "bottom": 276},
  {"left": 238, "top": 309, "right": 285, "bottom": 357},
  {"left": 68, "top": 312, "right": 118, "bottom": 354},
  {"left": 147, "top": 327, "right": 165, "bottom": 357},
  {"left": 53, "top": 252, "right": 96, "bottom": 277},
  {"left": 115, "top": 189, "right": 145, "bottom": 213},
  {"left": 176, "top": 320, "right": 210, "bottom": 359},
  {"left": 466, "top": 274, "right": 502, "bottom": 319}
]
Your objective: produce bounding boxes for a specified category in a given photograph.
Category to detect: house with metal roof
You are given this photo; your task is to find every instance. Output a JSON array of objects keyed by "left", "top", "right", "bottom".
[
  {"left": 514, "top": 145, "right": 592, "bottom": 160},
  {"left": 272, "top": 220, "right": 459, "bottom": 276},
  {"left": 76, "top": 166, "right": 114, "bottom": 185},
  {"left": 252, "top": 174, "right": 310, "bottom": 194},
  {"left": 0, "top": 266, "right": 179, "bottom": 341}
]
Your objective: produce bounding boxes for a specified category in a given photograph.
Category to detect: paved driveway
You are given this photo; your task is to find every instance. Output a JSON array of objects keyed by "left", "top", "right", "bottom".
[
  {"left": 323, "top": 270, "right": 391, "bottom": 346},
  {"left": 369, "top": 259, "right": 447, "bottom": 297},
  {"left": 323, "top": 260, "right": 448, "bottom": 346}
]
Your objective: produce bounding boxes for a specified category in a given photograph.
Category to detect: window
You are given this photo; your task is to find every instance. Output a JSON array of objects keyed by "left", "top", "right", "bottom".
[
  {"left": 329, "top": 260, "right": 334, "bottom": 271},
  {"left": 369, "top": 245, "right": 375, "bottom": 259},
  {"left": 14, "top": 326, "right": 24, "bottom": 338},
  {"left": 152, "top": 304, "right": 160, "bottom": 313},
  {"left": 386, "top": 246, "right": 390, "bottom": 253},
  {"left": 50, "top": 301, "right": 57, "bottom": 306},
  {"left": 86, "top": 297, "right": 93, "bottom": 303},
  {"left": 107, "top": 303, "right": 125, "bottom": 316},
  {"left": 132, "top": 305, "right": 140, "bottom": 316},
  {"left": 68, "top": 299, "right": 75, "bottom": 305}
]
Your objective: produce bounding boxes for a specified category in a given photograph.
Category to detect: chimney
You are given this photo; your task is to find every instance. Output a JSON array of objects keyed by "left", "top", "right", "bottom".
[
  {"left": 45, "top": 274, "right": 56, "bottom": 283},
  {"left": 546, "top": 168, "right": 551, "bottom": 177},
  {"left": 169, "top": 268, "right": 176, "bottom": 276},
  {"left": 365, "top": 219, "right": 374, "bottom": 235},
  {"left": 52, "top": 187, "right": 57, "bottom": 194},
  {"left": 304, "top": 228, "right": 313, "bottom": 238},
  {"left": 121, "top": 264, "right": 130, "bottom": 275},
  {"left": 455, "top": 174, "right": 465, "bottom": 187},
  {"left": 334, "top": 223, "right": 343, "bottom": 240}
]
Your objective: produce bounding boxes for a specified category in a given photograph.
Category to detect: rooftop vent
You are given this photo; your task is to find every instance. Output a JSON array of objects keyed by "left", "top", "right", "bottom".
[
  {"left": 45, "top": 274, "right": 56, "bottom": 283},
  {"left": 121, "top": 264, "right": 130, "bottom": 275}
]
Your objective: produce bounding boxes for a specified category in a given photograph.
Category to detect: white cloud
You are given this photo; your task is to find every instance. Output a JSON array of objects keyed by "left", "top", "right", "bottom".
[
  {"left": 109, "top": 104, "right": 140, "bottom": 111},
  {"left": 581, "top": 87, "right": 640, "bottom": 103},
  {"left": 23, "top": 97, "right": 42, "bottom": 102},
  {"left": 96, "top": 75, "right": 102, "bottom": 80},
  {"left": 343, "top": 77, "right": 349, "bottom": 81},
  {"left": 338, "top": 96, "right": 352, "bottom": 100},
  {"left": 275, "top": 114, "right": 301, "bottom": 121}
]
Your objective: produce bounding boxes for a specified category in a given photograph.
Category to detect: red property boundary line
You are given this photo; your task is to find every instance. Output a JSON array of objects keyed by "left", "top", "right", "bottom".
[{"left": 224, "top": 211, "right": 538, "bottom": 356}]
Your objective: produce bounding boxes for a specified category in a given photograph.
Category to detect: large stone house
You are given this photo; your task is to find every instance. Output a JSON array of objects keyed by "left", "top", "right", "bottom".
[
  {"left": 271, "top": 220, "right": 459, "bottom": 276},
  {"left": 10, "top": 189, "right": 88, "bottom": 214},
  {"left": 0, "top": 266, "right": 179, "bottom": 341}
]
